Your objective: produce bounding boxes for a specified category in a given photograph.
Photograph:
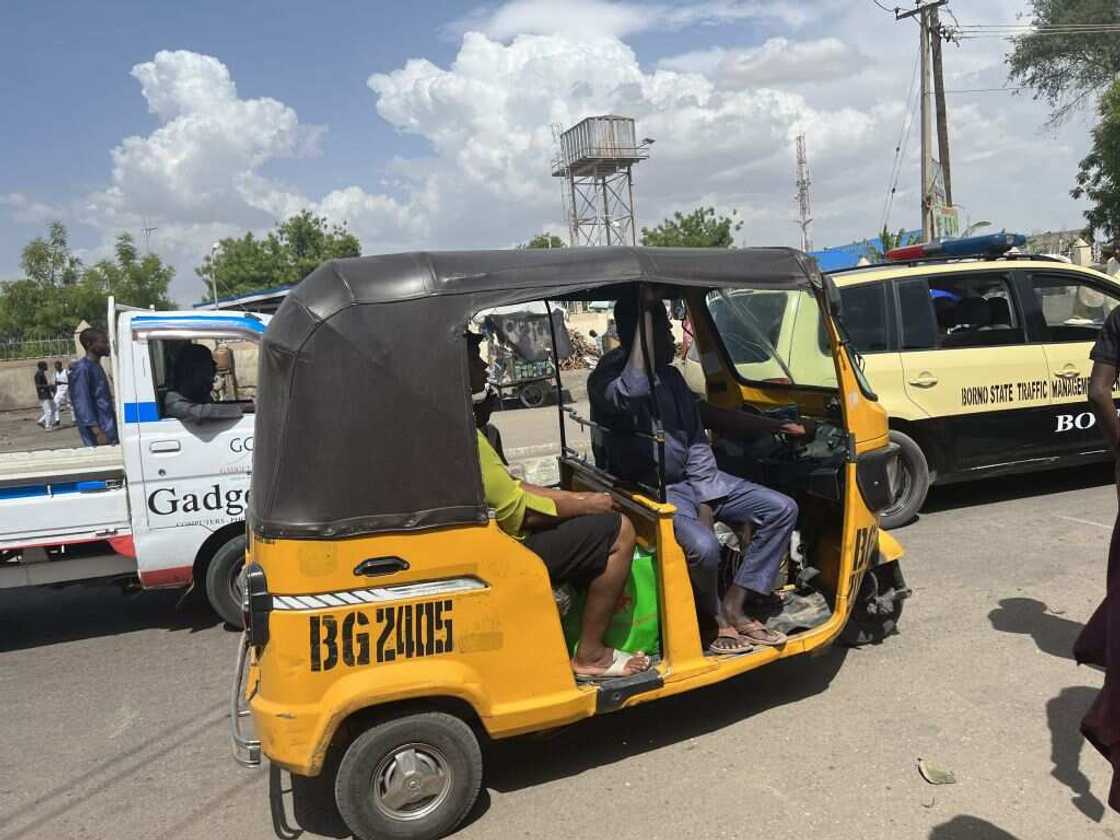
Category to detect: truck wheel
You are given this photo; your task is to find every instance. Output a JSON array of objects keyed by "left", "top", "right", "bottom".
[
  {"left": 878, "top": 430, "right": 929, "bottom": 530},
  {"left": 205, "top": 534, "right": 247, "bottom": 628},
  {"left": 335, "top": 712, "right": 482, "bottom": 840},
  {"left": 840, "top": 564, "right": 909, "bottom": 646}
]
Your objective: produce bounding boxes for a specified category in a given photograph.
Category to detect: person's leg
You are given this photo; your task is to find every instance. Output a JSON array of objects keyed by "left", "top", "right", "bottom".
[
  {"left": 37, "top": 399, "right": 50, "bottom": 427},
  {"left": 572, "top": 514, "right": 645, "bottom": 673},
  {"left": 713, "top": 480, "right": 798, "bottom": 645},
  {"left": 77, "top": 425, "right": 97, "bottom": 447},
  {"left": 48, "top": 398, "right": 59, "bottom": 429}
]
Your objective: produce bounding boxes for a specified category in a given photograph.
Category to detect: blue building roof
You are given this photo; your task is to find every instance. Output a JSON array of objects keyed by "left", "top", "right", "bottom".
[{"left": 809, "top": 230, "right": 921, "bottom": 272}]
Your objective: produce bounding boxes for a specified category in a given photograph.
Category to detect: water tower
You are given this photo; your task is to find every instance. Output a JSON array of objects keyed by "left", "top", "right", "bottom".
[{"left": 551, "top": 115, "right": 650, "bottom": 247}]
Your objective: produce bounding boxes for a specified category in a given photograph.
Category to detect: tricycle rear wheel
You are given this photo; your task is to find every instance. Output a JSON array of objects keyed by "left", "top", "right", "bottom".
[
  {"left": 839, "top": 564, "right": 908, "bottom": 646},
  {"left": 335, "top": 711, "right": 482, "bottom": 840}
]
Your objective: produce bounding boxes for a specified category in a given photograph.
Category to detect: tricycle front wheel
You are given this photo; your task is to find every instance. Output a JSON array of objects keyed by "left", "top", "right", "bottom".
[{"left": 335, "top": 711, "right": 483, "bottom": 840}]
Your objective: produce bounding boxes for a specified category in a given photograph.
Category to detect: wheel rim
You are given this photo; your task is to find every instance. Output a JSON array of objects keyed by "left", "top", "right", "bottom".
[
  {"left": 881, "top": 452, "right": 915, "bottom": 519},
  {"left": 372, "top": 743, "right": 453, "bottom": 822},
  {"left": 520, "top": 384, "right": 545, "bottom": 407}
]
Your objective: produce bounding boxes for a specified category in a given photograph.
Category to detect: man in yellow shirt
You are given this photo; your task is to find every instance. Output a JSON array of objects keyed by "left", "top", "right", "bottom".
[{"left": 469, "top": 334, "right": 649, "bottom": 680}]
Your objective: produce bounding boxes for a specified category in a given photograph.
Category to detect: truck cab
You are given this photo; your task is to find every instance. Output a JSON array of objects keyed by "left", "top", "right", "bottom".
[{"left": 0, "top": 300, "right": 267, "bottom": 625}]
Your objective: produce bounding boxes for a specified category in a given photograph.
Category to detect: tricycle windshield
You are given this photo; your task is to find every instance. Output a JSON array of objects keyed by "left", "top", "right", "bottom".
[{"left": 706, "top": 288, "right": 837, "bottom": 389}]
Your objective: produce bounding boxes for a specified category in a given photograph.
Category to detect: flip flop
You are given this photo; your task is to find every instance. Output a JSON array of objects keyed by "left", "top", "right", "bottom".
[
  {"left": 735, "top": 620, "right": 787, "bottom": 647},
  {"left": 707, "top": 632, "right": 754, "bottom": 656},
  {"left": 573, "top": 647, "right": 650, "bottom": 683}
]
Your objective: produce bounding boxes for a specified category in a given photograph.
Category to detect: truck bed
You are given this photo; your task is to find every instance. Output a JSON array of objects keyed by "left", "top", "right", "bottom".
[{"left": 0, "top": 444, "right": 124, "bottom": 486}]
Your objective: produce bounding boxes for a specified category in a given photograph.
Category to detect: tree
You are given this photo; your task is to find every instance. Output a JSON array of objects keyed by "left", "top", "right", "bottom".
[
  {"left": 520, "top": 233, "right": 566, "bottom": 249},
  {"left": 197, "top": 210, "right": 361, "bottom": 300},
  {"left": 1007, "top": 0, "right": 1120, "bottom": 123},
  {"left": 81, "top": 233, "right": 175, "bottom": 313},
  {"left": 865, "top": 226, "right": 919, "bottom": 262},
  {"left": 1073, "top": 80, "right": 1120, "bottom": 250},
  {"left": 640, "top": 207, "right": 742, "bottom": 248},
  {"left": 0, "top": 226, "right": 173, "bottom": 341},
  {"left": 20, "top": 221, "right": 82, "bottom": 287}
]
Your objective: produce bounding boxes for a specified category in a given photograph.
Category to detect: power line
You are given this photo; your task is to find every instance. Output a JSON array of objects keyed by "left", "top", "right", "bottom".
[
  {"left": 943, "top": 86, "right": 1027, "bottom": 93},
  {"left": 871, "top": 0, "right": 899, "bottom": 14},
  {"left": 881, "top": 47, "right": 922, "bottom": 232}
]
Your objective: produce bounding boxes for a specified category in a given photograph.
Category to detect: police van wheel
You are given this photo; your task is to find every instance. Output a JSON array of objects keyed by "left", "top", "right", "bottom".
[
  {"left": 879, "top": 430, "right": 929, "bottom": 530},
  {"left": 335, "top": 712, "right": 483, "bottom": 840},
  {"left": 205, "top": 535, "right": 246, "bottom": 628}
]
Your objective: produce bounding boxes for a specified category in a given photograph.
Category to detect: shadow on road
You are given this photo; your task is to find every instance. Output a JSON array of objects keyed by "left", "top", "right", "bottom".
[
  {"left": 987, "top": 597, "right": 1084, "bottom": 662},
  {"left": 1047, "top": 685, "right": 1107, "bottom": 822},
  {"left": 918, "top": 462, "right": 1113, "bottom": 518},
  {"left": 929, "top": 815, "right": 1022, "bottom": 839},
  {"left": 485, "top": 644, "right": 850, "bottom": 793},
  {"left": 0, "top": 581, "right": 221, "bottom": 652}
]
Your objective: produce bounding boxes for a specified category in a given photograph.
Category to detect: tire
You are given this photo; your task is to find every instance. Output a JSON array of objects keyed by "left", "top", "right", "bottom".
[
  {"left": 878, "top": 430, "right": 930, "bottom": 530},
  {"left": 204, "top": 534, "right": 246, "bottom": 628},
  {"left": 518, "top": 382, "right": 547, "bottom": 408},
  {"left": 335, "top": 712, "right": 483, "bottom": 840},
  {"left": 840, "top": 564, "right": 908, "bottom": 646}
]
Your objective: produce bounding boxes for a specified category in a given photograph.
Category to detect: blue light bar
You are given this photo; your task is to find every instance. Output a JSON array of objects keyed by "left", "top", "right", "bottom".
[{"left": 887, "top": 232, "right": 1027, "bottom": 262}]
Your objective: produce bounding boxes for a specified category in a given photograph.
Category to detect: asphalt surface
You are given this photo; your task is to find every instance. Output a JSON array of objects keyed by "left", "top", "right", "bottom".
[{"left": 3, "top": 402, "right": 1120, "bottom": 840}]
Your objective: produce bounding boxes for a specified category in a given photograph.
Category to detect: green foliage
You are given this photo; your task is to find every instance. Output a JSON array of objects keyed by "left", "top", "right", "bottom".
[
  {"left": 0, "top": 225, "right": 174, "bottom": 341},
  {"left": 520, "top": 233, "right": 566, "bottom": 249},
  {"left": 21, "top": 221, "right": 82, "bottom": 287},
  {"left": 1073, "top": 80, "right": 1120, "bottom": 248},
  {"left": 1007, "top": 0, "right": 1120, "bottom": 123},
  {"left": 197, "top": 210, "right": 361, "bottom": 300},
  {"left": 640, "top": 207, "right": 742, "bottom": 248},
  {"left": 865, "top": 227, "right": 919, "bottom": 262}
]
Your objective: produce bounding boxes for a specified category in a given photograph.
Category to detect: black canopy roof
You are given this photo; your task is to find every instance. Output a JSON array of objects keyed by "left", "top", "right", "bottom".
[{"left": 249, "top": 246, "right": 821, "bottom": 539}]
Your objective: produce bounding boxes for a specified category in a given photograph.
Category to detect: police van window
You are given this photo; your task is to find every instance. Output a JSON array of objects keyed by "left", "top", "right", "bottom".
[
  {"left": 148, "top": 338, "right": 254, "bottom": 419},
  {"left": 896, "top": 278, "right": 938, "bottom": 350},
  {"left": 1028, "top": 274, "right": 1120, "bottom": 342},
  {"left": 836, "top": 283, "right": 888, "bottom": 352},
  {"left": 927, "top": 273, "right": 1022, "bottom": 349}
]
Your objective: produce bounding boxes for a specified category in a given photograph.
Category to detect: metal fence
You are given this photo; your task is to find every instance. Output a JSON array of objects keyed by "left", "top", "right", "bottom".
[{"left": 0, "top": 335, "right": 74, "bottom": 362}]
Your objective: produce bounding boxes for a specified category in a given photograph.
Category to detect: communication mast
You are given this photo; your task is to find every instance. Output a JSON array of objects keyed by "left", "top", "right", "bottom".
[
  {"left": 551, "top": 115, "right": 651, "bottom": 247},
  {"left": 794, "top": 133, "right": 813, "bottom": 253}
]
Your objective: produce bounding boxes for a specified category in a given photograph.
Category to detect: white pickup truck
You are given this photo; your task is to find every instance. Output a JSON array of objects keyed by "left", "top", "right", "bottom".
[{"left": 0, "top": 299, "right": 267, "bottom": 626}]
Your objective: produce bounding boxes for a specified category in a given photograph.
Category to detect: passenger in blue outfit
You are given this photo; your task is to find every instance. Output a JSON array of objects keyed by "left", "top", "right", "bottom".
[
  {"left": 69, "top": 327, "right": 118, "bottom": 447},
  {"left": 589, "top": 287, "right": 809, "bottom": 652}
]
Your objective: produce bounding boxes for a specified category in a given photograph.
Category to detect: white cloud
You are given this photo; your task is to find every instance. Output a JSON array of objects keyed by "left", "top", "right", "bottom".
[
  {"left": 661, "top": 38, "right": 870, "bottom": 87},
  {"left": 0, "top": 193, "right": 60, "bottom": 225}
]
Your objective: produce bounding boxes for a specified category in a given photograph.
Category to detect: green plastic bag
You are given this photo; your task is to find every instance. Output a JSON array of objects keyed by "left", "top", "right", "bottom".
[{"left": 561, "top": 546, "right": 660, "bottom": 657}]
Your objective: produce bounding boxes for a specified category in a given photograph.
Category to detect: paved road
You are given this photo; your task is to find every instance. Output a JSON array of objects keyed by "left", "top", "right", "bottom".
[{"left": 2, "top": 410, "right": 1119, "bottom": 839}]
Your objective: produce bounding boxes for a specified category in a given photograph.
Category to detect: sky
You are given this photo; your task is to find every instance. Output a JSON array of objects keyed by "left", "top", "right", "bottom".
[{"left": 0, "top": 0, "right": 1099, "bottom": 305}]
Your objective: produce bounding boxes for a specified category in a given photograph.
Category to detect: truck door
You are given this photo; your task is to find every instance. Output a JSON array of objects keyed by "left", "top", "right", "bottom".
[
  {"left": 1017, "top": 269, "right": 1120, "bottom": 459},
  {"left": 894, "top": 273, "right": 1051, "bottom": 473},
  {"left": 124, "top": 314, "right": 263, "bottom": 543}
]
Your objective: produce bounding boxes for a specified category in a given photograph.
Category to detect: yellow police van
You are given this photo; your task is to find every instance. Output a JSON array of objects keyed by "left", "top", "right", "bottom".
[
  {"left": 681, "top": 233, "right": 1119, "bottom": 527},
  {"left": 827, "top": 233, "right": 1119, "bottom": 527}
]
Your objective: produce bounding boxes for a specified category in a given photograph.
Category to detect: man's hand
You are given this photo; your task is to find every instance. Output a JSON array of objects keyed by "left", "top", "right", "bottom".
[
  {"left": 779, "top": 419, "right": 817, "bottom": 440},
  {"left": 579, "top": 492, "right": 617, "bottom": 515},
  {"left": 92, "top": 427, "right": 109, "bottom": 445}
]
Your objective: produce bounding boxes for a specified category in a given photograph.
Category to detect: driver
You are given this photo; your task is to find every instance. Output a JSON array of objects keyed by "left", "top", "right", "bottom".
[
  {"left": 468, "top": 333, "right": 650, "bottom": 681},
  {"left": 588, "top": 287, "right": 810, "bottom": 653},
  {"left": 164, "top": 344, "right": 247, "bottom": 422}
]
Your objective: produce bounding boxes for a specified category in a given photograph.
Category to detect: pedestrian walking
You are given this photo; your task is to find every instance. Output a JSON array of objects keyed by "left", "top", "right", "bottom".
[
  {"left": 69, "top": 328, "right": 118, "bottom": 447},
  {"left": 34, "top": 361, "right": 58, "bottom": 431},
  {"left": 1078, "top": 307, "right": 1120, "bottom": 812},
  {"left": 52, "top": 359, "right": 71, "bottom": 421}
]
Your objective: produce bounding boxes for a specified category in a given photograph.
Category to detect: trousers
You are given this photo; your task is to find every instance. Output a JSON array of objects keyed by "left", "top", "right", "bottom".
[{"left": 670, "top": 475, "right": 797, "bottom": 619}]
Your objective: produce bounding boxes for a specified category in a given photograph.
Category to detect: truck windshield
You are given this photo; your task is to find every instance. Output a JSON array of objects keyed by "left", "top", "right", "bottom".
[{"left": 706, "top": 288, "right": 838, "bottom": 389}]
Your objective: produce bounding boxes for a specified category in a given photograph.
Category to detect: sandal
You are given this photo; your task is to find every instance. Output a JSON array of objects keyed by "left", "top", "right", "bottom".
[
  {"left": 707, "top": 632, "right": 754, "bottom": 656},
  {"left": 573, "top": 647, "right": 650, "bottom": 682},
  {"left": 735, "top": 619, "right": 787, "bottom": 647}
]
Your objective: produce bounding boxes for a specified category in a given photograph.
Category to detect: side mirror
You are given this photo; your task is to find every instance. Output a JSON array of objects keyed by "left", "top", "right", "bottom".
[{"left": 822, "top": 276, "right": 843, "bottom": 316}]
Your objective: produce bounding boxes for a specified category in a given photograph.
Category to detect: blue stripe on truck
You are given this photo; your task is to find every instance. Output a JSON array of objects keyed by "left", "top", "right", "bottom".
[
  {"left": 131, "top": 314, "right": 266, "bottom": 334},
  {"left": 0, "top": 480, "right": 108, "bottom": 500},
  {"left": 123, "top": 401, "right": 161, "bottom": 423}
]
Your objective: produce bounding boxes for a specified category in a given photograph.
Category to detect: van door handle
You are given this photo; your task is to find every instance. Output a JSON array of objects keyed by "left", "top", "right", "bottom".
[
  {"left": 1055, "top": 369, "right": 1081, "bottom": 379},
  {"left": 149, "top": 440, "right": 181, "bottom": 453},
  {"left": 908, "top": 375, "right": 938, "bottom": 388},
  {"left": 354, "top": 557, "right": 410, "bottom": 577}
]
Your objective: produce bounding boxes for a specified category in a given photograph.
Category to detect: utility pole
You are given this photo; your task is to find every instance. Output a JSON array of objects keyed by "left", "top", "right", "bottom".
[
  {"left": 929, "top": 4, "right": 952, "bottom": 207},
  {"left": 794, "top": 133, "right": 813, "bottom": 252},
  {"left": 897, "top": 0, "right": 947, "bottom": 242}
]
